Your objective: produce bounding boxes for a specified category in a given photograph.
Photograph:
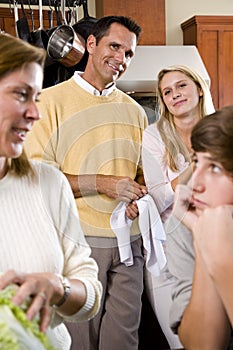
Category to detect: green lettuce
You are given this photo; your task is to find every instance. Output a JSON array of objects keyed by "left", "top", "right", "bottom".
[{"left": 0, "top": 284, "right": 55, "bottom": 350}]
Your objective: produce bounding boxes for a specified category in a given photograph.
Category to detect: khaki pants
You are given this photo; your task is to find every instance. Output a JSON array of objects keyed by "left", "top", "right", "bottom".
[{"left": 66, "top": 236, "right": 144, "bottom": 350}]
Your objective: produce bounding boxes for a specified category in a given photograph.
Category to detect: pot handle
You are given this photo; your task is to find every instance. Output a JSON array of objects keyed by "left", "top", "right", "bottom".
[
  {"left": 38, "top": 0, "right": 43, "bottom": 29},
  {"left": 47, "top": 0, "right": 53, "bottom": 29},
  {"left": 54, "top": 0, "right": 62, "bottom": 26},
  {"left": 28, "top": 0, "right": 34, "bottom": 32},
  {"left": 61, "top": 0, "right": 67, "bottom": 25},
  {"left": 72, "top": 0, "right": 81, "bottom": 23},
  {"left": 82, "top": 0, "right": 90, "bottom": 19},
  {"left": 13, "top": 0, "right": 19, "bottom": 36}
]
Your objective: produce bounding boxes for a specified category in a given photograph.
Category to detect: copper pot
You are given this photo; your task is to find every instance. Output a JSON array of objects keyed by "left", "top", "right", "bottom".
[{"left": 47, "top": 25, "right": 85, "bottom": 67}]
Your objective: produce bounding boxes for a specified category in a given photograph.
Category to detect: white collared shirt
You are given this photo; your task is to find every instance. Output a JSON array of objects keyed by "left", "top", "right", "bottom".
[{"left": 73, "top": 71, "right": 116, "bottom": 96}]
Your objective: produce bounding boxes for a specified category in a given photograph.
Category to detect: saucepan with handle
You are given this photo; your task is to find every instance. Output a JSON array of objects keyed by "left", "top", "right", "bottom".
[
  {"left": 47, "top": 23, "right": 85, "bottom": 67},
  {"left": 46, "top": 0, "right": 86, "bottom": 67}
]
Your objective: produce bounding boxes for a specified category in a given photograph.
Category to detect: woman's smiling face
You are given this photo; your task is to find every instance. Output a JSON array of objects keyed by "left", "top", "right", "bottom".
[
  {"left": 0, "top": 62, "right": 42, "bottom": 159},
  {"left": 191, "top": 151, "right": 233, "bottom": 215},
  {"left": 160, "top": 71, "right": 203, "bottom": 119}
]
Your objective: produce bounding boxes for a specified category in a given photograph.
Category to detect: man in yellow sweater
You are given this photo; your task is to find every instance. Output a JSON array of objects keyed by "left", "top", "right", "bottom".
[{"left": 26, "top": 15, "right": 148, "bottom": 350}]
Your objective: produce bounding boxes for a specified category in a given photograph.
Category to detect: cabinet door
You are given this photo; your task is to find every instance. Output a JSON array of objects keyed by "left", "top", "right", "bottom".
[
  {"left": 218, "top": 30, "right": 233, "bottom": 107},
  {"left": 198, "top": 27, "right": 233, "bottom": 109},
  {"left": 182, "top": 16, "right": 233, "bottom": 109},
  {"left": 95, "top": 0, "right": 165, "bottom": 45},
  {"left": 198, "top": 28, "right": 219, "bottom": 109}
]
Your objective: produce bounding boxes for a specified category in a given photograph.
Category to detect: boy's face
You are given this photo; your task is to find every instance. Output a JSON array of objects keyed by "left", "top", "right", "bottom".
[{"left": 191, "top": 151, "right": 233, "bottom": 216}]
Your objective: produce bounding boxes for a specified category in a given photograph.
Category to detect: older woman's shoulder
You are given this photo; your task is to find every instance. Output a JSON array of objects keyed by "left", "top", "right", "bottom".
[
  {"left": 30, "top": 160, "right": 60, "bottom": 175},
  {"left": 29, "top": 160, "right": 74, "bottom": 203},
  {"left": 29, "top": 160, "right": 68, "bottom": 187}
]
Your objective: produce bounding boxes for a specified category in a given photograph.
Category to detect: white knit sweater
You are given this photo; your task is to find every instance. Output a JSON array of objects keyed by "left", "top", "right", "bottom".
[{"left": 0, "top": 161, "right": 102, "bottom": 349}]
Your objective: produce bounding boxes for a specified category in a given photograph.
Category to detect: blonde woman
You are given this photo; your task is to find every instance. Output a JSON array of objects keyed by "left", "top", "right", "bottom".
[{"left": 141, "top": 65, "right": 215, "bottom": 349}]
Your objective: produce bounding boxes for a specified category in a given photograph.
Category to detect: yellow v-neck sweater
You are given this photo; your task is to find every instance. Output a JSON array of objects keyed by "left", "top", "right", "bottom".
[{"left": 25, "top": 77, "right": 148, "bottom": 238}]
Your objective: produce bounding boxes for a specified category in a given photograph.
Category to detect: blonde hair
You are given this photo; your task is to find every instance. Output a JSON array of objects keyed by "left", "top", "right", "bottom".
[
  {"left": 156, "top": 65, "right": 215, "bottom": 172},
  {"left": 0, "top": 33, "right": 46, "bottom": 176}
]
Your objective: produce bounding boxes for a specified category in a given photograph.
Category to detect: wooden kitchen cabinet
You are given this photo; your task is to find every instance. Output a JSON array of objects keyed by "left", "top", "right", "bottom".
[
  {"left": 181, "top": 15, "right": 233, "bottom": 109},
  {"left": 0, "top": 7, "right": 18, "bottom": 35},
  {"left": 95, "top": 0, "right": 166, "bottom": 45}
]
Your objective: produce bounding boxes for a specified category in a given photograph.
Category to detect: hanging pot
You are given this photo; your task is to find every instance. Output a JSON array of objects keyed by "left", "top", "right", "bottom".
[
  {"left": 30, "top": 0, "right": 49, "bottom": 50},
  {"left": 47, "top": 24, "right": 85, "bottom": 67}
]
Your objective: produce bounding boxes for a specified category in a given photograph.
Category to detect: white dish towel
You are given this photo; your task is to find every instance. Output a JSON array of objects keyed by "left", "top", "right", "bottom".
[{"left": 110, "top": 194, "right": 167, "bottom": 276}]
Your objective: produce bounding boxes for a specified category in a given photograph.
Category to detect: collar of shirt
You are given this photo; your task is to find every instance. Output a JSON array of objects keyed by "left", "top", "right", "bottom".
[{"left": 73, "top": 71, "right": 116, "bottom": 96}]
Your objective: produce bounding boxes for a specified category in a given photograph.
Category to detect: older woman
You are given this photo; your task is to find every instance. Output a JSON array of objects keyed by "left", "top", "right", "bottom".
[
  {"left": 168, "top": 106, "right": 233, "bottom": 349},
  {"left": 0, "top": 33, "right": 102, "bottom": 349}
]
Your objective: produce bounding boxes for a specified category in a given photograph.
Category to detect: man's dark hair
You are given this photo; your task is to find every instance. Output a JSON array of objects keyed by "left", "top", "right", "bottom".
[{"left": 91, "top": 16, "right": 142, "bottom": 45}]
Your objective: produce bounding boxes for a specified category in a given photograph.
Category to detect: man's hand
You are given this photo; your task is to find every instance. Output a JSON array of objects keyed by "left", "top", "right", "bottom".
[
  {"left": 97, "top": 175, "right": 147, "bottom": 203},
  {"left": 65, "top": 173, "right": 147, "bottom": 202}
]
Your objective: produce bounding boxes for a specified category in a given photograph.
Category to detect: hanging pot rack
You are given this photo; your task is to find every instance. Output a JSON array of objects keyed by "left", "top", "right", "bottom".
[{"left": 9, "top": 0, "right": 98, "bottom": 87}]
